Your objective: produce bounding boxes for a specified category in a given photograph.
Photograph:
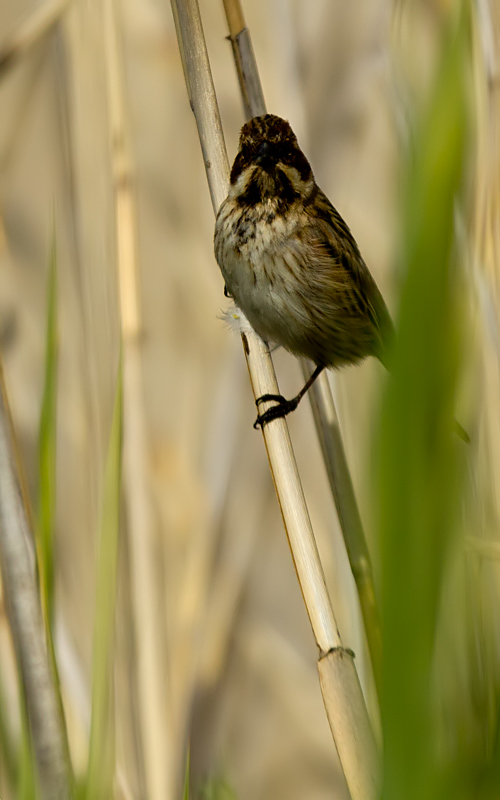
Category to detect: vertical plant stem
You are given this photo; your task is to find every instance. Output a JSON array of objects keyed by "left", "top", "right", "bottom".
[
  {"left": 103, "top": 0, "right": 173, "bottom": 797},
  {"left": 18, "top": 700, "right": 36, "bottom": 800},
  {"left": 86, "top": 361, "right": 123, "bottom": 800},
  {"left": 378, "top": 12, "right": 468, "bottom": 800},
  {"left": 35, "top": 228, "right": 73, "bottom": 796},
  {"left": 38, "top": 229, "right": 58, "bottom": 628},
  {"left": 170, "top": 1, "right": 379, "bottom": 796},
  {"left": 221, "top": 0, "right": 382, "bottom": 694},
  {"left": 303, "top": 361, "right": 382, "bottom": 689},
  {"left": 0, "top": 358, "right": 73, "bottom": 799},
  {"left": 0, "top": 665, "right": 18, "bottom": 792},
  {"left": 221, "top": 0, "right": 265, "bottom": 118}
]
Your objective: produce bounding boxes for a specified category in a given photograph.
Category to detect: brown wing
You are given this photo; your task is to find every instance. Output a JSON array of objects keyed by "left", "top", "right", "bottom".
[{"left": 302, "top": 187, "right": 394, "bottom": 366}]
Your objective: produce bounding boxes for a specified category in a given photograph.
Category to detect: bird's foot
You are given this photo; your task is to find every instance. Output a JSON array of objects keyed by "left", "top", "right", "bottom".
[{"left": 254, "top": 394, "right": 300, "bottom": 430}]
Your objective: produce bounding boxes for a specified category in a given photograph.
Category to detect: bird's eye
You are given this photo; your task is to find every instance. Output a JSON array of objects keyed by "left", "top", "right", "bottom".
[
  {"left": 241, "top": 145, "right": 254, "bottom": 163},
  {"left": 279, "top": 146, "right": 293, "bottom": 164}
]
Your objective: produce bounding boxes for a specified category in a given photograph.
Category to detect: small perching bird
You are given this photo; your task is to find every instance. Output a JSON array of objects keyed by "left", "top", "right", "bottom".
[{"left": 214, "top": 114, "right": 393, "bottom": 428}]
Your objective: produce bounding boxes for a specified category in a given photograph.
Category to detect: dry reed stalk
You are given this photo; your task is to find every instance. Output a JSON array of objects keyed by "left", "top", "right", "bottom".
[
  {"left": 102, "top": 1, "right": 173, "bottom": 797},
  {"left": 0, "top": 0, "right": 69, "bottom": 76},
  {"left": 221, "top": 0, "right": 382, "bottom": 693},
  {"left": 0, "top": 358, "right": 73, "bottom": 799},
  {"left": 170, "top": 0, "right": 379, "bottom": 796},
  {"left": 221, "top": 0, "right": 265, "bottom": 119},
  {"left": 302, "top": 361, "right": 382, "bottom": 688},
  {"left": 61, "top": 0, "right": 121, "bottom": 498}
]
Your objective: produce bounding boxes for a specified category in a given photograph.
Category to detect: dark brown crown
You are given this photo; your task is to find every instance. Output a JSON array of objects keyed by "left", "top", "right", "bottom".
[
  {"left": 239, "top": 115, "right": 298, "bottom": 148},
  {"left": 230, "top": 114, "right": 312, "bottom": 185}
]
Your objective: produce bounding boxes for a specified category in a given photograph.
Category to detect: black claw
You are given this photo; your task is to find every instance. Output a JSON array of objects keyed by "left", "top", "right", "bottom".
[
  {"left": 255, "top": 393, "right": 286, "bottom": 407},
  {"left": 224, "top": 285, "right": 232, "bottom": 298},
  {"left": 253, "top": 397, "right": 300, "bottom": 429},
  {"left": 253, "top": 365, "right": 325, "bottom": 430}
]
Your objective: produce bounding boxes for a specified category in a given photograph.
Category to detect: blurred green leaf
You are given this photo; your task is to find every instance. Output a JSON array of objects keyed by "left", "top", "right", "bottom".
[
  {"left": 183, "top": 747, "right": 190, "bottom": 800},
  {"left": 378, "top": 9, "right": 469, "bottom": 800},
  {"left": 0, "top": 656, "right": 18, "bottom": 794},
  {"left": 85, "top": 358, "right": 123, "bottom": 800},
  {"left": 33, "top": 227, "right": 74, "bottom": 797},
  {"left": 198, "top": 776, "right": 237, "bottom": 800},
  {"left": 37, "top": 231, "right": 58, "bottom": 627},
  {"left": 18, "top": 699, "right": 36, "bottom": 800}
]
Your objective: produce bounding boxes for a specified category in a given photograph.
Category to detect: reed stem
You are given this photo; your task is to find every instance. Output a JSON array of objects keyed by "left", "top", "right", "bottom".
[
  {"left": 222, "top": 0, "right": 382, "bottom": 695},
  {"left": 103, "top": 0, "right": 173, "bottom": 796},
  {"left": 0, "top": 358, "right": 73, "bottom": 799},
  {"left": 170, "top": 1, "right": 379, "bottom": 796}
]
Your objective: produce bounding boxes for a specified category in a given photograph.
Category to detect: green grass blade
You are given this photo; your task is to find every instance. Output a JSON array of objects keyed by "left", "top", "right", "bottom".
[
  {"left": 378, "top": 10, "right": 469, "bottom": 800},
  {"left": 85, "top": 359, "right": 123, "bottom": 800},
  {"left": 34, "top": 229, "right": 75, "bottom": 797},
  {"left": 183, "top": 747, "right": 190, "bottom": 800},
  {"left": 18, "top": 699, "right": 36, "bottom": 800},
  {"left": 37, "top": 231, "right": 58, "bottom": 626},
  {"left": 0, "top": 651, "right": 19, "bottom": 794}
]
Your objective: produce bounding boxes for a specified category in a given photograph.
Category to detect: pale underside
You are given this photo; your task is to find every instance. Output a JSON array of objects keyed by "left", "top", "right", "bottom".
[{"left": 215, "top": 182, "right": 388, "bottom": 369}]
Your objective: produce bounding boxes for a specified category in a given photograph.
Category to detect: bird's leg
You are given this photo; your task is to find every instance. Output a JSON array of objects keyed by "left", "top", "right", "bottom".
[{"left": 254, "top": 365, "right": 325, "bottom": 429}]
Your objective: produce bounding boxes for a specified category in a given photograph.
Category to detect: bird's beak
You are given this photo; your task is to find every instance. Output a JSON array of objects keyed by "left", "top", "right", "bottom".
[{"left": 255, "top": 141, "right": 276, "bottom": 171}]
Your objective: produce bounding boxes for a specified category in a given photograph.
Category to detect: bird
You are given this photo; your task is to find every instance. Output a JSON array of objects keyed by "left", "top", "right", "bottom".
[{"left": 214, "top": 113, "right": 394, "bottom": 429}]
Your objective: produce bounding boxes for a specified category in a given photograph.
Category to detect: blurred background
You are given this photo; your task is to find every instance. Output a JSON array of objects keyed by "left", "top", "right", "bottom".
[{"left": 0, "top": 0, "right": 498, "bottom": 798}]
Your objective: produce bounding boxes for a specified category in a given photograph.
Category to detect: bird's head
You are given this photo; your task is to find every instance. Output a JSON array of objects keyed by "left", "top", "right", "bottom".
[{"left": 229, "top": 115, "right": 314, "bottom": 207}]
